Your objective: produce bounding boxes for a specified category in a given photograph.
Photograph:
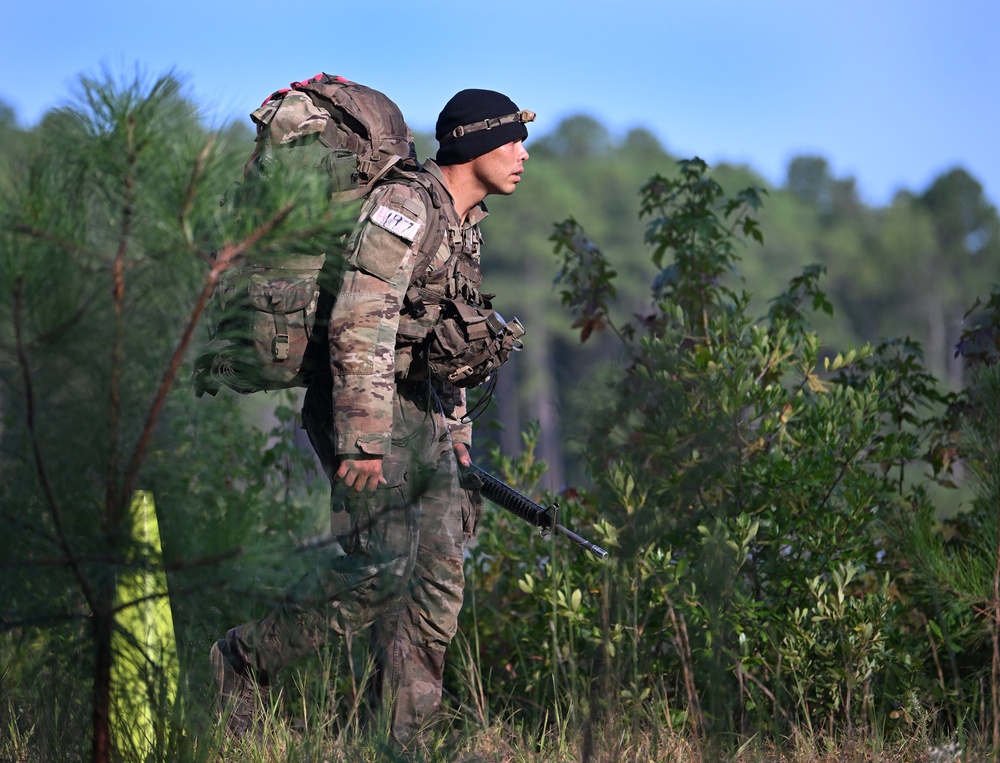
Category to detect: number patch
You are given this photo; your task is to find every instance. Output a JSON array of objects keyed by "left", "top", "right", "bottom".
[{"left": 371, "top": 205, "right": 423, "bottom": 242}]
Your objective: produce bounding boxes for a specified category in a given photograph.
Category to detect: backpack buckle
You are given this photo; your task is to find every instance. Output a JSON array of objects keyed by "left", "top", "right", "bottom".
[{"left": 273, "top": 334, "right": 290, "bottom": 361}]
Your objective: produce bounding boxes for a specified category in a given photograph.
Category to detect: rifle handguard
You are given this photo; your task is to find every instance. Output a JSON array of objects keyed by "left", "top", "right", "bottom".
[{"left": 462, "top": 464, "right": 609, "bottom": 560}]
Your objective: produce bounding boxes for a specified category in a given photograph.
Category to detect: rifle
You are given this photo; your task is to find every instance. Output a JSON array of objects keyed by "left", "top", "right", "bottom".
[{"left": 462, "top": 463, "right": 609, "bottom": 560}]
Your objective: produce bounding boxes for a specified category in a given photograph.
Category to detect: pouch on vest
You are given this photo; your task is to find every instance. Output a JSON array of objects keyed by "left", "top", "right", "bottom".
[{"left": 416, "top": 300, "right": 525, "bottom": 388}]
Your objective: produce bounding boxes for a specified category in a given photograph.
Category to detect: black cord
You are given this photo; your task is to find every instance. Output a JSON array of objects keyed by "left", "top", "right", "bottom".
[{"left": 463, "top": 372, "right": 499, "bottom": 423}]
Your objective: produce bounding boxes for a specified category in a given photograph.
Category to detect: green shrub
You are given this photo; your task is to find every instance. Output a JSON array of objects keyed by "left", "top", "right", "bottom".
[{"left": 461, "top": 159, "right": 956, "bottom": 752}]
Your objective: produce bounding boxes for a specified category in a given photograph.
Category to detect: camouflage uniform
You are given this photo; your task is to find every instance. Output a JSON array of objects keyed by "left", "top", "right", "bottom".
[{"left": 220, "top": 160, "right": 484, "bottom": 744}]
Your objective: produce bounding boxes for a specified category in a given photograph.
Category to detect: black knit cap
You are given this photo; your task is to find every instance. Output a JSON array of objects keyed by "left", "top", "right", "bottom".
[{"left": 435, "top": 89, "right": 530, "bottom": 166}]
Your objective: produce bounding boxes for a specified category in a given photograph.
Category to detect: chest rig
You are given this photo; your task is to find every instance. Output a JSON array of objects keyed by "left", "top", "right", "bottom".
[{"left": 394, "top": 172, "right": 524, "bottom": 388}]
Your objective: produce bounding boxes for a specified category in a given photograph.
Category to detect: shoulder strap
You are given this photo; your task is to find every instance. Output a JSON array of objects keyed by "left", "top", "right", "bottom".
[{"left": 384, "top": 167, "right": 454, "bottom": 286}]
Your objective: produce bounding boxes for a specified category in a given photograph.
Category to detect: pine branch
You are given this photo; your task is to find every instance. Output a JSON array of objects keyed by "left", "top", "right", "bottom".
[
  {"left": 120, "top": 202, "right": 296, "bottom": 503},
  {"left": 11, "top": 277, "right": 98, "bottom": 612}
]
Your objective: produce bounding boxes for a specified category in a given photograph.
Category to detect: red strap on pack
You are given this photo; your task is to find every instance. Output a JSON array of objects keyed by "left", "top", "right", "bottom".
[{"left": 259, "top": 73, "right": 351, "bottom": 106}]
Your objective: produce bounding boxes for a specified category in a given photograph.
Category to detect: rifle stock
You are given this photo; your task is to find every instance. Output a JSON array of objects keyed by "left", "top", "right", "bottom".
[{"left": 463, "top": 464, "right": 609, "bottom": 560}]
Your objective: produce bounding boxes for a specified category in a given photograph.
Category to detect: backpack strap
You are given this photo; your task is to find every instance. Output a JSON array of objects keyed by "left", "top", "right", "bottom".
[
  {"left": 379, "top": 167, "right": 451, "bottom": 283},
  {"left": 387, "top": 168, "right": 458, "bottom": 316}
]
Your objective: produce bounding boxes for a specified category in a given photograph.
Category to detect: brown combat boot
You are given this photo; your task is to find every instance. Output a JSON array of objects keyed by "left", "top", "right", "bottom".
[{"left": 209, "top": 638, "right": 270, "bottom": 738}]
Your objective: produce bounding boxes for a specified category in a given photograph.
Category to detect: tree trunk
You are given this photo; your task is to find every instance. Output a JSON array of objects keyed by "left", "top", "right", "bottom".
[
  {"left": 91, "top": 604, "right": 113, "bottom": 763},
  {"left": 495, "top": 351, "right": 522, "bottom": 457},
  {"left": 525, "top": 327, "right": 563, "bottom": 491}
]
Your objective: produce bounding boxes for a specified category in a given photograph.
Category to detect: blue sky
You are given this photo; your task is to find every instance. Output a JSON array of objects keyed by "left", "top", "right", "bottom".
[{"left": 3, "top": 0, "right": 997, "bottom": 207}]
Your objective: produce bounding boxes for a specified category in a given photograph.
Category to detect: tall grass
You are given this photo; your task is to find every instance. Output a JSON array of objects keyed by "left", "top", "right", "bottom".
[{"left": 1, "top": 592, "right": 963, "bottom": 763}]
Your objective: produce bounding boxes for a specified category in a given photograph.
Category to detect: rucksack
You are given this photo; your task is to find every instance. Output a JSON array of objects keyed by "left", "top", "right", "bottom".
[{"left": 193, "top": 74, "right": 444, "bottom": 397}]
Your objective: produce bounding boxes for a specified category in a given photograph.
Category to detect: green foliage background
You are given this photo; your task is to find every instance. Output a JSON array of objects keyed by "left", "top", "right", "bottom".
[
  {"left": 427, "top": 113, "right": 998, "bottom": 492},
  {"left": 2, "top": 71, "right": 1000, "bottom": 761}
]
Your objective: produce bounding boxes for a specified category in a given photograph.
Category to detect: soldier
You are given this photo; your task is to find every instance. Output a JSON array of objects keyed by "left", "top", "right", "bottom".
[{"left": 210, "top": 88, "right": 532, "bottom": 747}]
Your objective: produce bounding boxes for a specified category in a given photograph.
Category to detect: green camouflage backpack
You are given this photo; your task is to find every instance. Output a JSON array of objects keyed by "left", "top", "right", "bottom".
[{"left": 193, "top": 74, "right": 442, "bottom": 397}]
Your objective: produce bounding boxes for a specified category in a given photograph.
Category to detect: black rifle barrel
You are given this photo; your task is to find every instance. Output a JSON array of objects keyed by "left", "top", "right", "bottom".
[{"left": 465, "top": 464, "right": 609, "bottom": 560}]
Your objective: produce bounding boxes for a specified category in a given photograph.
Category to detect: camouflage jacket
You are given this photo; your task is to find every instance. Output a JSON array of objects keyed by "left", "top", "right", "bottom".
[{"left": 326, "top": 160, "right": 486, "bottom": 456}]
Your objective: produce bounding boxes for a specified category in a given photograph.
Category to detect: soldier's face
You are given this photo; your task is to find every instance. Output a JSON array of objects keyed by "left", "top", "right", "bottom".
[{"left": 471, "top": 140, "right": 529, "bottom": 196}]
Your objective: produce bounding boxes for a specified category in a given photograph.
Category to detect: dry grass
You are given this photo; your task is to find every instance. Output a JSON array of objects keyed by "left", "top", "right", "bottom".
[
  {"left": 0, "top": 705, "right": 970, "bottom": 763},
  {"left": 197, "top": 700, "right": 960, "bottom": 763}
]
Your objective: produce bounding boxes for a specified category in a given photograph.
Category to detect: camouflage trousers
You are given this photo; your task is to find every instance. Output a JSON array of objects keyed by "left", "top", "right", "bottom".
[{"left": 223, "top": 382, "right": 481, "bottom": 744}]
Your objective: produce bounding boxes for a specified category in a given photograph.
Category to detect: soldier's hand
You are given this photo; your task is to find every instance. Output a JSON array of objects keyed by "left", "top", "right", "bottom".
[
  {"left": 453, "top": 442, "right": 472, "bottom": 468},
  {"left": 336, "top": 454, "right": 387, "bottom": 493}
]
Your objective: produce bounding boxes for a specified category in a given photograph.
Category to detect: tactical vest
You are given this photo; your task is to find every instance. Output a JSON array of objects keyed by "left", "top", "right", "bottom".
[{"left": 394, "top": 171, "right": 524, "bottom": 388}]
